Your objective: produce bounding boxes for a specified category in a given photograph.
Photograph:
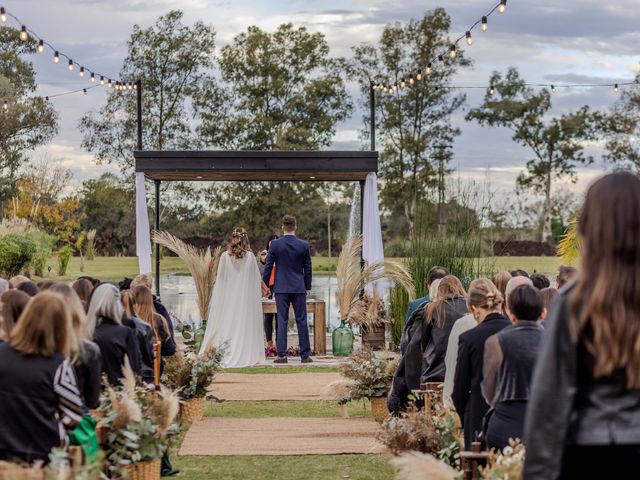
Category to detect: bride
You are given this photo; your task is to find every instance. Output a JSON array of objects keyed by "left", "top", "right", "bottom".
[{"left": 200, "top": 227, "right": 268, "bottom": 368}]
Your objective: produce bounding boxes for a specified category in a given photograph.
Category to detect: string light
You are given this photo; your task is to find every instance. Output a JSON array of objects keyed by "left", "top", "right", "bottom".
[
  {"left": 499, "top": 0, "right": 507, "bottom": 14},
  {"left": 416, "top": 68, "right": 423, "bottom": 81},
  {"left": 551, "top": 84, "right": 556, "bottom": 92},
  {"left": 449, "top": 45, "right": 457, "bottom": 59},
  {"left": 482, "top": 16, "right": 488, "bottom": 32},
  {"left": 79, "top": 66, "right": 84, "bottom": 78},
  {"left": 489, "top": 86, "right": 495, "bottom": 95},
  {"left": 90, "top": 72, "right": 95, "bottom": 83},
  {"left": 400, "top": 78, "right": 406, "bottom": 88},
  {"left": 37, "top": 39, "right": 44, "bottom": 53},
  {"left": 53, "top": 51, "right": 59, "bottom": 63},
  {"left": 19, "top": 25, "right": 28, "bottom": 41},
  {"left": 100, "top": 76, "right": 105, "bottom": 85},
  {"left": 108, "top": 79, "right": 112, "bottom": 88},
  {"left": 438, "top": 54, "right": 445, "bottom": 65},
  {"left": 466, "top": 31, "right": 473, "bottom": 45},
  {"left": 0, "top": 7, "right": 6, "bottom": 22},
  {"left": 614, "top": 83, "right": 619, "bottom": 93},
  {"left": 68, "top": 59, "right": 74, "bottom": 71},
  {"left": 409, "top": 77, "right": 414, "bottom": 85},
  {"left": 83, "top": 88, "right": 87, "bottom": 95},
  {"left": 426, "top": 63, "right": 432, "bottom": 75},
  {"left": 3, "top": 100, "right": 7, "bottom": 110}
]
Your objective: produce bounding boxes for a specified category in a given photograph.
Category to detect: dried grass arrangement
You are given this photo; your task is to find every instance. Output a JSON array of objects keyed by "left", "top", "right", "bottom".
[
  {"left": 336, "top": 236, "right": 415, "bottom": 327},
  {"left": 152, "top": 231, "right": 221, "bottom": 321},
  {"left": 99, "top": 360, "right": 179, "bottom": 476},
  {"left": 163, "top": 346, "right": 224, "bottom": 400},
  {"left": 391, "top": 452, "right": 459, "bottom": 480},
  {"left": 338, "top": 348, "right": 398, "bottom": 405},
  {"left": 480, "top": 440, "right": 525, "bottom": 480}
]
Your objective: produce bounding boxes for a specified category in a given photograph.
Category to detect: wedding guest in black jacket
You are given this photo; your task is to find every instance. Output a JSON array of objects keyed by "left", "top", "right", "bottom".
[
  {"left": 0, "top": 289, "right": 30, "bottom": 340},
  {"left": 130, "top": 274, "right": 176, "bottom": 341},
  {"left": 453, "top": 280, "right": 510, "bottom": 449},
  {"left": 482, "top": 284, "right": 544, "bottom": 450},
  {"left": 87, "top": 283, "right": 141, "bottom": 385},
  {"left": 49, "top": 283, "right": 103, "bottom": 409},
  {"left": 0, "top": 292, "right": 85, "bottom": 463},
  {"left": 524, "top": 172, "right": 640, "bottom": 480},
  {"left": 121, "top": 290, "right": 156, "bottom": 383}
]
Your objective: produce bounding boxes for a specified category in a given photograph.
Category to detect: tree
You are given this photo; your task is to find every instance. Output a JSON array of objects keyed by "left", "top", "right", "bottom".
[
  {"left": 79, "top": 10, "right": 216, "bottom": 174},
  {"left": 603, "top": 74, "right": 640, "bottom": 171},
  {"left": 0, "top": 27, "right": 58, "bottom": 203},
  {"left": 350, "top": 8, "right": 470, "bottom": 236},
  {"left": 467, "top": 68, "right": 599, "bottom": 242},
  {"left": 19, "top": 154, "right": 73, "bottom": 205}
]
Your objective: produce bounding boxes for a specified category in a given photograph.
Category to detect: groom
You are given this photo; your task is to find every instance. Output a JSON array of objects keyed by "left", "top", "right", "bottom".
[{"left": 262, "top": 215, "right": 313, "bottom": 364}]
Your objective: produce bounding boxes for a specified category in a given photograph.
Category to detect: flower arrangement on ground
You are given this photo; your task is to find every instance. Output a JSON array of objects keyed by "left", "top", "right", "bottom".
[
  {"left": 480, "top": 440, "right": 525, "bottom": 480},
  {"left": 98, "top": 362, "right": 179, "bottom": 477},
  {"left": 163, "top": 346, "right": 224, "bottom": 422}
]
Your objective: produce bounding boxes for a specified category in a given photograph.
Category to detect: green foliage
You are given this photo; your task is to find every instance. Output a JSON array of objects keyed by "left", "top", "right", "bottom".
[
  {"left": 163, "top": 347, "right": 224, "bottom": 400},
  {"left": 389, "top": 286, "right": 409, "bottom": 347},
  {"left": 467, "top": 67, "right": 600, "bottom": 241},
  {"left": 350, "top": 8, "right": 470, "bottom": 235},
  {"left": 603, "top": 74, "right": 640, "bottom": 171},
  {"left": 30, "top": 231, "right": 56, "bottom": 277},
  {"left": 339, "top": 348, "right": 397, "bottom": 404},
  {"left": 57, "top": 245, "right": 73, "bottom": 276},
  {"left": 0, "top": 232, "right": 37, "bottom": 277}
]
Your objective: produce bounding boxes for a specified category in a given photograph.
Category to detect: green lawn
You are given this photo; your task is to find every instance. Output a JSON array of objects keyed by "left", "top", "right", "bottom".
[
  {"left": 223, "top": 366, "right": 340, "bottom": 374},
  {"left": 204, "top": 400, "right": 370, "bottom": 418},
  {"left": 39, "top": 255, "right": 569, "bottom": 283}
]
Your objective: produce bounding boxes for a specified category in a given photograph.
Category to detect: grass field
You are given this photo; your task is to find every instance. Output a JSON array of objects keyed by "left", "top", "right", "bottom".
[
  {"left": 40, "top": 255, "right": 569, "bottom": 283},
  {"left": 204, "top": 400, "right": 370, "bottom": 418}
]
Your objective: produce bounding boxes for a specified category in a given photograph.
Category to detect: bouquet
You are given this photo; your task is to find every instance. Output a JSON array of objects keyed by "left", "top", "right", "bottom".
[{"left": 338, "top": 348, "right": 397, "bottom": 404}]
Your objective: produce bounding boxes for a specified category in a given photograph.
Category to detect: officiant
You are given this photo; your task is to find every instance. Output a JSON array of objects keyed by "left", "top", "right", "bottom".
[{"left": 258, "top": 235, "right": 279, "bottom": 349}]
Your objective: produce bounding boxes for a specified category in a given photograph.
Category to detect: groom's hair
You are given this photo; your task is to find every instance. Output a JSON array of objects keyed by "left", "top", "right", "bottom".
[{"left": 282, "top": 215, "right": 297, "bottom": 232}]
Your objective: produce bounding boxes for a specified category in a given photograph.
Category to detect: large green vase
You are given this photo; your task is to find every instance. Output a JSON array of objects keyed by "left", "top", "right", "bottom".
[{"left": 332, "top": 319, "right": 354, "bottom": 357}]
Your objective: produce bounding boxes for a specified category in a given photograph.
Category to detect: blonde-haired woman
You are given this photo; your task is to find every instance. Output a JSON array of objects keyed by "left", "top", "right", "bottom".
[
  {"left": 452, "top": 280, "right": 510, "bottom": 449},
  {"left": 200, "top": 228, "right": 267, "bottom": 367},
  {"left": 0, "top": 291, "right": 85, "bottom": 463}
]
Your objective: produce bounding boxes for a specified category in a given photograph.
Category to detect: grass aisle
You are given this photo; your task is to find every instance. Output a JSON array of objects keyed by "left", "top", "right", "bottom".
[{"left": 173, "top": 369, "right": 395, "bottom": 480}]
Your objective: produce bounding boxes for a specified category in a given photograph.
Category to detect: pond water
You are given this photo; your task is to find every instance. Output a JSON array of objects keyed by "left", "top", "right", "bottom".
[{"left": 159, "top": 274, "right": 344, "bottom": 332}]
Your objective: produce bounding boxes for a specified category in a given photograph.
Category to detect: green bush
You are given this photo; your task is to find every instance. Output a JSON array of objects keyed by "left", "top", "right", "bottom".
[
  {"left": 30, "top": 232, "right": 57, "bottom": 277},
  {"left": 0, "top": 233, "right": 38, "bottom": 278},
  {"left": 57, "top": 245, "right": 74, "bottom": 276}
]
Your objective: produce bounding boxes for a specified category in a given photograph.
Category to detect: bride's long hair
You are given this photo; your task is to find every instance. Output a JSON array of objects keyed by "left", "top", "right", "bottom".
[{"left": 228, "top": 227, "right": 251, "bottom": 259}]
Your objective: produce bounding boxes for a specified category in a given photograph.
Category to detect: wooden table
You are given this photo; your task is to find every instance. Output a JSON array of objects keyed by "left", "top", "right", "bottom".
[{"left": 262, "top": 299, "right": 326, "bottom": 355}]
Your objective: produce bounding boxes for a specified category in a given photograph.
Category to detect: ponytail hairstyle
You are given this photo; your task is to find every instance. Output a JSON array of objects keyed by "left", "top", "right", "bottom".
[
  {"left": 228, "top": 227, "right": 251, "bottom": 259},
  {"left": 467, "top": 278, "right": 504, "bottom": 312},
  {"left": 426, "top": 275, "right": 467, "bottom": 327}
]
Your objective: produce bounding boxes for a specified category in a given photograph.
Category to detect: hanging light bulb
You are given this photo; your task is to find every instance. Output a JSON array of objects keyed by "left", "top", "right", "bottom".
[
  {"left": 90, "top": 72, "right": 95, "bottom": 83},
  {"left": 551, "top": 84, "right": 556, "bottom": 93},
  {"left": 20, "top": 26, "right": 28, "bottom": 41},
  {"left": 108, "top": 79, "right": 112, "bottom": 88},
  {"left": 416, "top": 68, "right": 423, "bottom": 81},
  {"left": 79, "top": 66, "right": 85, "bottom": 78},
  {"left": 409, "top": 77, "right": 414, "bottom": 85},
  {"left": 438, "top": 54, "right": 445, "bottom": 65},
  {"left": 83, "top": 88, "right": 87, "bottom": 95},
  {"left": 466, "top": 31, "right": 473, "bottom": 46},
  {"left": 100, "top": 76, "right": 105, "bottom": 85},
  {"left": 37, "top": 39, "right": 44, "bottom": 53},
  {"left": 45, "top": 96, "right": 49, "bottom": 101},
  {"left": 614, "top": 83, "right": 619, "bottom": 93},
  {"left": 53, "top": 51, "right": 59, "bottom": 63},
  {"left": 393, "top": 83, "right": 398, "bottom": 93},
  {"left": 129, "top": 83, "right": 133, "bottom": 90},
  {"left": 382, "top": 85, "right": 388, "bottom": 93},
  {"left": 400, "top": 78, "right": 406, "bottom": 88},
  {"left": 499, "top": 0, "right": 507, "bottom": 14},
  {"left": 449, "top": 45, "right": 457, "bottom": 59},
  {"left": 133, "top": 82, "right": 138, "bottom": 90},
  {"left": 68, "top": 59, "right": 74, "bottom": 71},
  {"left": 489, "top": 86, "right": 495, "bottom": 95},
  {"left": 482, "top": 16, "right": 488, "bottom": 32},
  {"left": 0, "top": 8, "right": 6, "bottom": 22},
  {"left": 426, "top": 63, "right": 432, "bottom": 75}
]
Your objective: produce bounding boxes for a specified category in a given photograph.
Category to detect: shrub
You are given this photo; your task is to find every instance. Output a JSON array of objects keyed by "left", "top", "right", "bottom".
[
  {"left": 0, "top": 233, "right": 38, "bottom": 277},
  {"left": 30, "top": 232, "right": 57, "bottom": 277},
  {"left": 57, "top": 245, "right": 74, "bottom": 276}
]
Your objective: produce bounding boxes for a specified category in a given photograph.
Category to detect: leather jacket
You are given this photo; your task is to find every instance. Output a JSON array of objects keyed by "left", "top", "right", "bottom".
[{"left": 524, "top": 285, "right": 640, "bottom": 479}]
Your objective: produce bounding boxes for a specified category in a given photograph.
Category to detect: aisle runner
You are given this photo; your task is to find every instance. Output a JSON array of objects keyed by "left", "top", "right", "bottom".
[
  {"left": 179, "top": 417, "right": 384, "bottom": 456},
  {"left": 211, "top": 372, "right": 342, "bottom": 401}
]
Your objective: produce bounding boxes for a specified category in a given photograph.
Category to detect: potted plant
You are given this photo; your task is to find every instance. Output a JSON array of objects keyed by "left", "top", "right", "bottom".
[
  {"left": 338, "top": 348, "right": 398, "bottom": 422},
  {"left": 163, "top": 346, "right": 224, "bottom": 422},
  {"left": 335, "top": 236, "right": 415, "bottom": 351},
  {"left": 99, "top": 364, "right": 179, "bottom": 480}
]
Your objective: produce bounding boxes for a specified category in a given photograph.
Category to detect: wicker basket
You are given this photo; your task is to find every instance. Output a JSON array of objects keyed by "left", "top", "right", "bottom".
[
  {"left": 122, "top": 459, "right": 161, "bottom": 480},
  {"left": 180, "top": 397, "right": 205, "bottom": 422},
  {"left": 370, "top": 396, "right": 389, "bottom": 423}
]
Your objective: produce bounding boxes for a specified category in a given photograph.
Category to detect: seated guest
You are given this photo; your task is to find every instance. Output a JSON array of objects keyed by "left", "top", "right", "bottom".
[
  {"left": 9, "top": 275, "right": 29, "bottom": 289},
  {"left": 132, "top": 285, "right": 176, "bottom": 358},
  {"left": 530, "top": 273, "right": 550, "bottom": 290},
  {"left": 0, "top": 278, "right": 9, "bottom": 295},
  {"left": 72, "top": 278, "right": 95, "bottom": 310},
  {"left": 453, "top": 281, "right": 510, "bottom": 449},
  {"left": 509, "top": 269, "right": 529, "bottom": 278},
  {"left": 130, "top": 274, "right": 175, "bottom": 341},
  {"left": 87, "top": 284, "right": 141, "bottom": 385},
  {"left": 400, "top": 266, "right": 449, "bottom": 354},
  {"left": 36, "top": 280, "right": 56, "bottom": 291},
  {"left": 443, "top": 279, "right": 495, "bottom": 408},
  {"left": 482, "top": 285, "right": 545, "bottom": 450},
  {"left": 525, "top": 172, "right": 640, "bottom": 479},
  {"left": 421, "top": 276, "right": 468, "bottom": 383},
  {"left": 505, "top": 276, "right": 533, "bottom": 308},
  {"left": 556, "top": 265, "right": 577, "bottom": 289},
  {"left": 0, "top": 292, "right": 85, "bottom": 463},
  {"left": 121, "top": 290, "right": 156, "bottom": 383},
  {"left": 0, "top": 290, "right": 30, "bottom": 341},
  {"left": 491, "top": 272, "right": 511, "bottom": 314},
  {"left": 49, "top": 283, "right": 102, "bottom": 409},
  {"left": 17, "top": 280, "right": 39, "bottom": 297},
  {"left": 540, "top": 287, "right": 558, "bottom": 312}
]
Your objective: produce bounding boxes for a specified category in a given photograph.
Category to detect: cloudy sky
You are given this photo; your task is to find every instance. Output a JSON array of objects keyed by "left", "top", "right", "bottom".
[{"left": 9, "top": 0, "right": 640, "bottom": 197}]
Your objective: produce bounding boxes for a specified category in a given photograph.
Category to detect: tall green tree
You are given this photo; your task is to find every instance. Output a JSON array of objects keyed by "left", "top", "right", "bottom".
[
  {"left": 603, "top": 74, "right": 640, "bottom": 171},
  {"left": 79, "top": 10, "right": 216, "bottom": 174},
  {"left": 0, "top": 27, "right": 58, "bottom": 202},
  {"left": 467, "top": 68, "right": 599, "bottom": 242},
  {"left": 350, "top": 8, "right": 470, "bottom": 236}
]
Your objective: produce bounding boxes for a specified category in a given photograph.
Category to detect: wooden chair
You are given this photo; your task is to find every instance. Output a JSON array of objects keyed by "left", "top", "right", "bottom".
[
  {"left": 460, "top": 442, "right": 490, "bottom": 480},
  {"left": 153, "top": 341, "right": 162, "bottom": 387}
]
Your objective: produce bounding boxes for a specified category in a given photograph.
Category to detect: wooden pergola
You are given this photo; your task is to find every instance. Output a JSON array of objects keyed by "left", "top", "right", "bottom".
[{"left": 134, "top": 150, "right": 379, "bottom": 291}]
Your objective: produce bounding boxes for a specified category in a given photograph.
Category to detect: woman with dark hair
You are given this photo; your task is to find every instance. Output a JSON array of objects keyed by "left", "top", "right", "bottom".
[
  {"left": 540, "top": 287, "right": 558, "bottom": 312},
  {"left": 482, "top": 284, "right": 544, "bottom": 450},
  {"left": 525, "top": 172, "right": 640, "bottom": 479},
  {"left": 0, "top": 289, "right": 30, "bottom": 340},
  {"left": 131, "top": 285, "right": 175, "bottom": 358},
  {"left": 72, "top": 278, "right": 95, "bottom": 310},
  {"left": 121, "top": 290, "right": 155, "bottom": 382},
  {"left": 16, "top": 281, "right": 39, "bottom": 297},
  {"left": 259, "top": 234, "right": 279, "bottom": 349}
]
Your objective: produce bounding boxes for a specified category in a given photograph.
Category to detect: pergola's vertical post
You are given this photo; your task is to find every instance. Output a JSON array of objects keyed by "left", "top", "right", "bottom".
[
  {"left": 360, "top": 180, "right": 365, "bottom": 268},
  {"left": 136, "top": 79, "right": 142, "bottom": 150},
  {"left": 370, "top": 81, "right": 376, "bottom": 152},
  {"left": 154, "top": 180, "right": 161, "bottom": 297}
]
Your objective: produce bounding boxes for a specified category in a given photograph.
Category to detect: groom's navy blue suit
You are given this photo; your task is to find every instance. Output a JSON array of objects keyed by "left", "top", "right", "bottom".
[{"left": 262, "top": 234, "right": 312, "bottom": 358}]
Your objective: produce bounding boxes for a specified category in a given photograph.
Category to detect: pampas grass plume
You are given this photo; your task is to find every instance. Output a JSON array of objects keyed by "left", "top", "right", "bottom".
[{"left": 391, "top": 452, "right": 458, "bottom": 480}]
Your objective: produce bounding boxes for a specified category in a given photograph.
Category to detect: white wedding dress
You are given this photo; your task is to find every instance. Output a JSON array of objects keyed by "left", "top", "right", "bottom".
[{"left": 199, "top": 251, "right": 266, "bottom": 368}]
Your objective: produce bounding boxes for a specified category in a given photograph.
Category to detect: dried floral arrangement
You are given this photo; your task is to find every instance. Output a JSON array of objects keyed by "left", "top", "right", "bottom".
[
  {"left": 480, "top": 440, "right": 525, "bottom": 480},
  {"left": 0, "top": 454, "right": 98, "bottom": 480},
  {"left": 338, "top": 348, "right": 398, "bottom": 404},
  {"left": 163, "top": 346, "right": 224, "bottom": 400},
  {"left": 390, "top": 451, "right": 459, "bottom": 480},
  {"left": 98, "top": 361, "right": 179, "bottom": 475}
]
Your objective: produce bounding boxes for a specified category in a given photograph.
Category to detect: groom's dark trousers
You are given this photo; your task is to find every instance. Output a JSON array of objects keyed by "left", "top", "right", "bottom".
[{"left": 275, "top": 293, "right": 311, "bottom": 358}]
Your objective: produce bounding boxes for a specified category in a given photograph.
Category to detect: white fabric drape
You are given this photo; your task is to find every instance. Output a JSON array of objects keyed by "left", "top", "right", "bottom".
[
  {"left": 363, "top": 172, "right": 384, "bottom": 292},
  {"left": 135, "top": 172, "right": 152, "bottom": 275}
]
